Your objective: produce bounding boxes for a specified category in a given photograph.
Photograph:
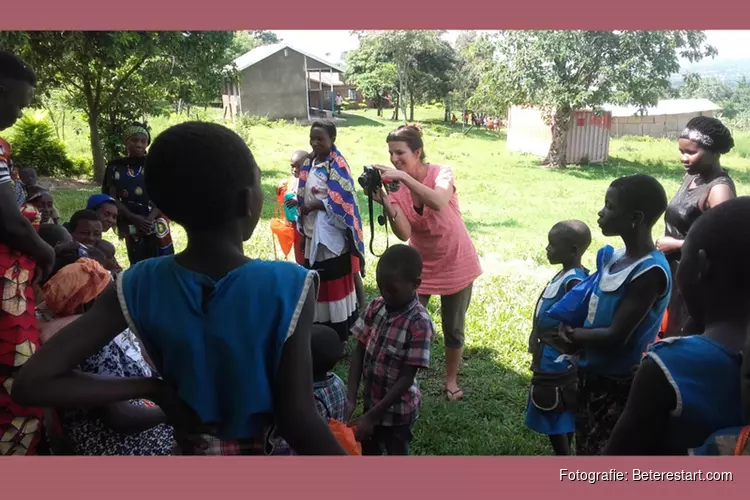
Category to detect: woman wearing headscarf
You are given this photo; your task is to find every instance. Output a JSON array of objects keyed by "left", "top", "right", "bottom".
[
  {"left": 101, "top": 123, "right": 174, "bottom": 265},
  {"left": 656, "top": 116, "right": 736, "bottom": 338}
]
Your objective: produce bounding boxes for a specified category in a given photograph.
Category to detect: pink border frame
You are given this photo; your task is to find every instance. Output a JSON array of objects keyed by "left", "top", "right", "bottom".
[{"left": 2, "top": 6, "right": 749, "bottom": 495}]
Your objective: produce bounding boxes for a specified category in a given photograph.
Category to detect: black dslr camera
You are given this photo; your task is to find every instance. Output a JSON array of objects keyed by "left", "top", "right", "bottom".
[
  {"left": 358, "top": 166, "right": 400, "bottom": 257},
  {"left": 358, "top": 165, "right": 400, "bottom": 195}
]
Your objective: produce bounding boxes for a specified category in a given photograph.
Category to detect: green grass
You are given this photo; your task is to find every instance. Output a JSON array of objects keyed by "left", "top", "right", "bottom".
[{"left": 28, "top": 106, "right": 750, "bottom": 456}]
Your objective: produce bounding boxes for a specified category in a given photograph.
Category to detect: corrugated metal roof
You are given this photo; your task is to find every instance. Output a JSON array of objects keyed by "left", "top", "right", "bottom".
[
  {"left": 603, "top": 99, "right": 721, "bottom": 117},
  {"left": 233, "top": 43, "right": 344, "bottom": 73}
]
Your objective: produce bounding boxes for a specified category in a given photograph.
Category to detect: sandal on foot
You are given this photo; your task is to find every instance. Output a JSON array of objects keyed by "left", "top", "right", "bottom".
[{"left": 445, "top": 388, "right": 464, "bottom": 402}]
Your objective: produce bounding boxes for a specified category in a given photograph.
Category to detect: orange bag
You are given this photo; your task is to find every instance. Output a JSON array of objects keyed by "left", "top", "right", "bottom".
[
  {"left": 329, "top": 419, "right": 361, "bottom": 456},
  {"left": 270, "top": 217, "right": 296, "bottom": 257}
]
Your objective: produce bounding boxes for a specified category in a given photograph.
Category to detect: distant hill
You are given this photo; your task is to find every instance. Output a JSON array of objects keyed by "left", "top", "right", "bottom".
[{"left": 671, "top": 58, "right": 750, "bottom": 87}]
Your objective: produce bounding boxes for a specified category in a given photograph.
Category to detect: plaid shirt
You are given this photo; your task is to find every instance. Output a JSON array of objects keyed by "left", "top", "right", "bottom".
[
  {"left": 314, "top": 373, "right": 347, "bottom": 421},
  {"left": 352, "top": 296, "right": 435, "bottom": 426}
]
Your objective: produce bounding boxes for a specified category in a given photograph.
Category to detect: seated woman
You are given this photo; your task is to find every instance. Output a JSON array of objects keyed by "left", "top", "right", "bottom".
[{"left": 38, "top": 253, "right": 174, "bottom": 455}]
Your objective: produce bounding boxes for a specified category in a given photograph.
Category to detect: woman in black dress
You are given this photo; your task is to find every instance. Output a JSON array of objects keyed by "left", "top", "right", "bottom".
[
  {"left": 656, "top": 116, "right": 736, "bottom": 337},
  {"left": 101, "top": 123, "right": 174, "bottom": 265}
]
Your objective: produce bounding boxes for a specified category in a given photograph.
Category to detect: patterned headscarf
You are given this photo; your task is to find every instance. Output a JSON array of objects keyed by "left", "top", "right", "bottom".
[
  {"left": 43, "top": 258, "right": 111, "bottom": 317},
  {"left": 124, "top": 125, "right": 150, "bottom": 144}
]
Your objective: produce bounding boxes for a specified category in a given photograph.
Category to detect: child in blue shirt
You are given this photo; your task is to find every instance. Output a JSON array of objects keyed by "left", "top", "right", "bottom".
[
  {"left": 525, "top": 220, "right": 591, "bottom": 456},
  {"left": 12, "top": 122, "right": 346, "bottom": 455},
  {"left": 558, "top": 174, "right": 672, "bottom": 456},
  {"left": 606, "top": 197, "right": 750, "bottom": 455}
]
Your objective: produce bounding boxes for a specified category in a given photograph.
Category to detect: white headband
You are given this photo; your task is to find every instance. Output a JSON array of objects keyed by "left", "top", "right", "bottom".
[{"left": 680, "top": 128, "right": 714, "bottom": 149}]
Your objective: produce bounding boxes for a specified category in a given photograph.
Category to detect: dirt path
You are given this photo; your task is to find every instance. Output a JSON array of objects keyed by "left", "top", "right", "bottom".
[{"left": 39, "top": 177, "right": 97, "bottom": 191}]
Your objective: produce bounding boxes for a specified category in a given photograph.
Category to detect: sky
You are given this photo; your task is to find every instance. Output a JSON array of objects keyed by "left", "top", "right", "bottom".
[{"left": 272, "top": 30, "right": 750, "bottom": 65}]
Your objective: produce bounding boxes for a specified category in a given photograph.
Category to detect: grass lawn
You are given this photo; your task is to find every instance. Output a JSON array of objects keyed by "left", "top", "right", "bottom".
[{"left": 25, "top": 106, "right": 750, "bottom": 455}]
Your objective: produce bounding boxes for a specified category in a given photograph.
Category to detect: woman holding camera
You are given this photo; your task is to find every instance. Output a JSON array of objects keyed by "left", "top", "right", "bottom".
[{"left": 372, "top": 124, "right": 482, "bottom": 402}]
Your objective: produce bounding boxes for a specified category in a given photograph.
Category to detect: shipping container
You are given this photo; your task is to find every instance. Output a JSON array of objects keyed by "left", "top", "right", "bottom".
[{"left": 506, "top": 106, "right": 611, "bottom": 164}]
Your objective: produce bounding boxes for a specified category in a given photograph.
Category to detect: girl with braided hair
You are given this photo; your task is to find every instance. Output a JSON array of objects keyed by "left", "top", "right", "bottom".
[{"left": 656, "top": 116, "right": 737, "bottom": 338}]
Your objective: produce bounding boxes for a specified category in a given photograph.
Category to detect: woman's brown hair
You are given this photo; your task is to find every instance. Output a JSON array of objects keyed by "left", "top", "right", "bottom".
[{"left": 386, "top": 123, "right": 426, "bottom": 161}]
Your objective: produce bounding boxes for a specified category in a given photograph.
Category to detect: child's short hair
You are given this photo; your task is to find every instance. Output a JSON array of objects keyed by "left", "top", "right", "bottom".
[
  {"left": 38, "top": 224, "right": 71, "bottom": 248},
  {"left": 376, "top": 244, "right": 423, "bottom": 283},
  {"left": 609, "top": 174, "right": 668, "bottom": 227},
  {"left": 310, "top": 325, "right": 344, "bottom": 378},
  {"left": 69, "top": 209, "right": 100, "bottom": 232},
  {"left": 97, "top": 239, "right": 116, "bottom": 258},
  {"left": 145, "top": 122, "right": 259, "bottom": 231},
  {"left": 291, "top": 150, "right": 309, "bottom": 165},
  {"left": 551, "top": 220, "right": 592, "bottom": 254},
  {"left": 25, "top": 185, "right": 49, "bottom": 203},
  {"left": 687, "top": 197, "right": 750, "bottom": 299}
]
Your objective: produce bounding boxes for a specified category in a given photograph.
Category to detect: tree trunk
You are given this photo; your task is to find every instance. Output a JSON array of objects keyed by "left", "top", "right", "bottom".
[
  {"left": 391, "top": 94, "right": 400, "bottom": 121},
  {"left": 87, "top": 111, "right": 106, "bottom": 182},
  {"left": 544, "top": 106, "right": 573, "bottom": 168},
  {"left": 409, "top": 96, "right": 415, "bottom": 122}
]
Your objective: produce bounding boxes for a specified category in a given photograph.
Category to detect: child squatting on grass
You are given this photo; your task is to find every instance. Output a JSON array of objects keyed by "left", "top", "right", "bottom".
[
  {"left": 525, "top": 220, "right": 591, "bottom": 456},
  {"left": 347, "top": 244, "right": 436, "bottom": 455},
  {"left": 11, "top": 121, "right": 347, "bottom": 456}
]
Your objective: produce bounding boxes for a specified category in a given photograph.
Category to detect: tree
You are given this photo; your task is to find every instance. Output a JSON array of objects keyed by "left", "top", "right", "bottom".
[
  {"left": 345, "top": 43, "right": 397, "bottom": 117},
  {"left": 345, "top": 31, "right": 456, "bottom": 121},
  {"left": 0, "top": 31, "right": 235, "bottom": 181},
  {"left": 227, "top": 30, "right": 281, "bottom": 60},
  {"left": 479, "top": 31, "right": 715, "bottom": 167},
  {"left": 451, "top": 32, "right": 497, "bottom": 123}
]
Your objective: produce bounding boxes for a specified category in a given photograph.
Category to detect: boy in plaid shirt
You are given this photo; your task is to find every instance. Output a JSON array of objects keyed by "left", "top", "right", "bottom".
[{"left": 347, "top": 244, "right": 435, "bottom": 455}]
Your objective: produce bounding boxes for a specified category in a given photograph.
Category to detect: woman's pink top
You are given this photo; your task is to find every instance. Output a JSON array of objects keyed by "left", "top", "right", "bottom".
[{"left": 388, "top": 164, "right": 482, "bottom": 296}]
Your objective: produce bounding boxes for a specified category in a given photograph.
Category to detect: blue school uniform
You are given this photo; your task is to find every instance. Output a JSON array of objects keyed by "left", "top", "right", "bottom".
[
  {"left": 690, "top": 426, "right": 750, "bottom": 456},
  {"left": 117, "top": 256, "right": 317, "bottom": 441},
  {"left": 578, "top": 248, "right": 671, "bottom": 378},
  {"left": 525, "top": 268, "right": 587, "bottom": 436},
  {"left": 646, "top": 336, "right": 743, "bottom": 453}
]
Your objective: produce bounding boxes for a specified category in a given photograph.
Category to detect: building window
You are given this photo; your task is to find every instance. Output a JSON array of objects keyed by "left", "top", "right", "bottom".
[{"left": 348, "top": 89, "right": 357, "bottom": 100}]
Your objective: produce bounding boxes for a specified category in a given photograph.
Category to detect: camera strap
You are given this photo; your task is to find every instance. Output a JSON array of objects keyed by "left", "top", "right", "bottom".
[{"left": 367, "top": 191, "right": 389, "bottom": 258}]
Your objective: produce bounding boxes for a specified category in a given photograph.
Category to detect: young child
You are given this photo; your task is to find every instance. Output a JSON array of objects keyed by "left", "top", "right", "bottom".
[
  {"left": 20, "top": 167, "right": 60, "bottom": 223},
  {"left": 280, "top": 150, "right": 307, "bottom": 265},
  {"left": 86, "top": 193, "right": 119, "bottom": 234},
  {"left": 605, "top": 197, "right": 750, "bottom": 455},
  {"left": 96, "top": 239, "right": 122, "bottom": 274},
  {"left": 311, "top": 324, "right": 348, "bottom": 421},
  {"left": 525, "top": 220, "right": 591, "bottom": 456},
  {"left": 25, "top": 186, "right": 57, "bottom": 225},
  {"left": 559, "top": 174, "right": 672, "bottom": 456},
  {"left": 12, "top": 121, "right": 346, "bottom": 456},
  {"left": 67, "top": 209, "right": 103, "bottom": 247},
  {"left": 347, "top": 244, "right": 435, "bottom": 455},
  {"left": 274, "top": 324, "right": 348, "bottom": 455}
]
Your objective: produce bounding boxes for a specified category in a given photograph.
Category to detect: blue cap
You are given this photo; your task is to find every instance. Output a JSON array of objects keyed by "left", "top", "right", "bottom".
[{"left": 87, "top": 193, "right": 116, "bottom": 211}]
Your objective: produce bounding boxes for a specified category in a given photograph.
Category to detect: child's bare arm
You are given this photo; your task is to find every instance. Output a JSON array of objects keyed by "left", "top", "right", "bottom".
[
  {"left": 12, "top": 284, "right": 164, "bottom": 407},
  {"left": 346, "top": 341, "right": 366, "bottom": 415},
  {"left": 361, "top": 365, "right": 419, "bottom": 423},
  {"left": 570, "top": 268, "right": 666, "bottom": 347},
  {"left": 274, "top": 287, "right": 346, "bottom": 455},
  {"left": 603, "top": 358, "right": 675, "bottom": 455}
]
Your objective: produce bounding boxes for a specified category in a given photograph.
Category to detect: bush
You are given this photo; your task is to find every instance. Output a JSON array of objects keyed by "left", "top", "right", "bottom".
[{"left": 10, "top": 113, "right": 77, "bottom": 177}]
